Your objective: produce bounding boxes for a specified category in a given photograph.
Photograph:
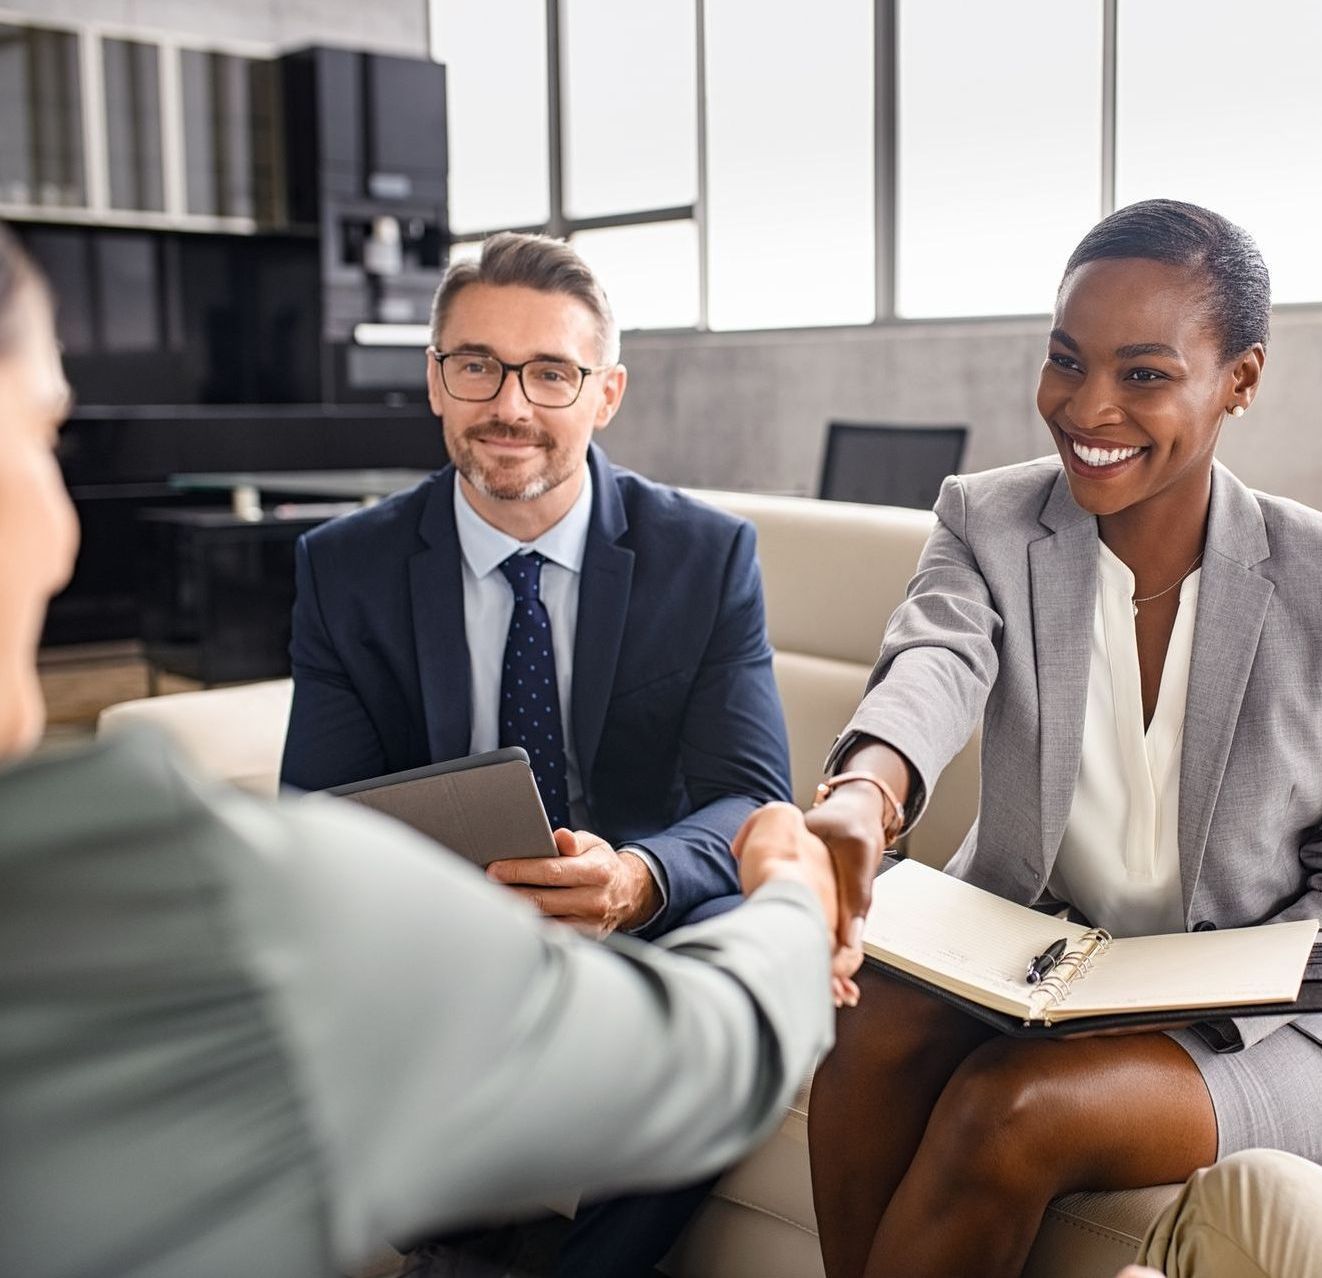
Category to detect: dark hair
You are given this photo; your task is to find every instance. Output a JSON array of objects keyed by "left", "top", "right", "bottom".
[
  {"left": 0, "top": 221, "right": 42, "bottom": 356},
  {"left": 1061, "top": 199, "right": 1270, "bottom": 359}
]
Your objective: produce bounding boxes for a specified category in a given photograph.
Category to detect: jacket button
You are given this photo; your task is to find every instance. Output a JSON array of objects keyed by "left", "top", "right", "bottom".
[{"left": 1193, "top": 920, "right": 1217, "bottom": 932}]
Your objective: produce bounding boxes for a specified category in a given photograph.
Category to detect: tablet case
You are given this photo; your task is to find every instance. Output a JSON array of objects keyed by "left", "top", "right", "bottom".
[{"left": 323, "top": 747, "right": 558, "bottom": 867}]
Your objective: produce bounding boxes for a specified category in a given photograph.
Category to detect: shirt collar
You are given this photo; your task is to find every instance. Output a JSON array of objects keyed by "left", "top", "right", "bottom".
[
  {"left": 1096, "top": 540, "right": 1136, "bottom": 595},
  {"left": 454, "top": 466, "right": 594, "bottom": 579}
]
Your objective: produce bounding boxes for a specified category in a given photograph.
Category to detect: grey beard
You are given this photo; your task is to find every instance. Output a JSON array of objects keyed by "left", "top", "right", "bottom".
[{"left": 464, "top": 466, "right": 556, "bottom": 503}]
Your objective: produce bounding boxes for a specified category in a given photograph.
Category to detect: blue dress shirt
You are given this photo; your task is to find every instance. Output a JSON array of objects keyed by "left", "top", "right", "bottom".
[{"left": 453, "top": 470, "right": 666, "bottom": 924}]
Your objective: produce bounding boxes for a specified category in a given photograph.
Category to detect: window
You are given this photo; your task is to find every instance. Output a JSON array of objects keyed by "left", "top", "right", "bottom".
[
  {"left": 572, "top": 220, "right": 700, "bottom": 331},
  {"left": 446, "top": 239, "right": 484, "bottom": 271},
  {"left": 704, "top": 0, "right": 874, "bottom": 330},
  {"left": 430, "top": 0, "right": 550, "bottom": 233},
  {"left": 1115, "top": 0, "right": 1322, "bottom": 305},
  {"left": 561, "top": 0, "right": 697, "bottom": 218},
  {"left": 427, "top": 0, "right": 1322, "bottom": 330},
  {"left": 896, "top": 0, "right": 1103, "bottom": 317}
]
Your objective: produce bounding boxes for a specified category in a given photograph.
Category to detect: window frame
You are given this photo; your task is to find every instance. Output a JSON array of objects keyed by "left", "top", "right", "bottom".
[
  {"left": 433, "top": 0, "right": 1114, "bottom": 334},
  {"left": 434, "top": 0, "right": 706, "bottom": 329}
]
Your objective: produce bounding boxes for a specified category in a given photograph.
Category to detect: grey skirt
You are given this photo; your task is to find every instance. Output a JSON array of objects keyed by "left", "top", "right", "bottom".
[{"left": 1168, "top": 1023, "right": 1322, "bottom": 1162}]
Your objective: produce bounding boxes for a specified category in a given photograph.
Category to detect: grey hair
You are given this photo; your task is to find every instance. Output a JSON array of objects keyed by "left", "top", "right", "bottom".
[{"left": 430, "top": 231, "right": 619, "bottom": 365}]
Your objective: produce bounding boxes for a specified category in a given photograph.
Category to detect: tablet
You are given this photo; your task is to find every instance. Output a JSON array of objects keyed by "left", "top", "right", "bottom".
[{"left": 322, "top": 747, "right": 558, "bottom": 868}]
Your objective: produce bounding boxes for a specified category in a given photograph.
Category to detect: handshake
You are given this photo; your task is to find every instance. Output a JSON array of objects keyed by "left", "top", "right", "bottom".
[{"left": 733, "top": 777, "right": 897, "bottom": 1008}]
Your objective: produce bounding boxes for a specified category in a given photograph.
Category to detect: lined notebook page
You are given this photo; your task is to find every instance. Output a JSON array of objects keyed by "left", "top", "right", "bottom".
[
  {"left": 862, "top": 861, "right": 1093, "bottom": 1019},
  {"left": 1054, "top": 922, "right": 1318, "bottom": 1019}
]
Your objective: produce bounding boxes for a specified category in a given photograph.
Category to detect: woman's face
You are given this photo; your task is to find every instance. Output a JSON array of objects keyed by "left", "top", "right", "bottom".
[
  {"left": 0, "top": 282, "right": 77, "bottom": 759},
  {"left": 1036, "top": 256, "right": 1262, "bottom": 521}
]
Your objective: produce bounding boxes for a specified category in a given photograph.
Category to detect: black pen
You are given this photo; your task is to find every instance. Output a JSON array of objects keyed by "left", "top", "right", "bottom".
[{"left": 1026, "top": 937, "right": 1068, "bottom": 985}]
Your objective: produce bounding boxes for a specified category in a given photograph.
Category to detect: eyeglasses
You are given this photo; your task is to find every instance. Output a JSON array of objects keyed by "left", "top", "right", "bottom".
[{"left": 428, "top": 347, "right": 609, "bottom": 409}]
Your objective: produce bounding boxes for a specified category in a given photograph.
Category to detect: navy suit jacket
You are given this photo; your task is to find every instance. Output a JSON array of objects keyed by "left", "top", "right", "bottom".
[{"left": 280, "top": 445, "right": 792, "bottom": 933}]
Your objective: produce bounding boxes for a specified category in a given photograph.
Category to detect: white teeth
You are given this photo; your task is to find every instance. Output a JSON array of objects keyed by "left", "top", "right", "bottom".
[{"left": 1071, "top": 440, "right": 1144, "bottom": 468}]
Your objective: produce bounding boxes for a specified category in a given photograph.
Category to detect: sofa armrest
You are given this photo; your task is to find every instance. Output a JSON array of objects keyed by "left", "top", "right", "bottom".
[{"left": 97, "top": 679, "right": 294, "bottom": 796}]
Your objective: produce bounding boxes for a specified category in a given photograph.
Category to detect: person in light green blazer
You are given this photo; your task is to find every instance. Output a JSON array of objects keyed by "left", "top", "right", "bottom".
[{"left": 0, "top": 222, "right": 840, "bottom": 1278}]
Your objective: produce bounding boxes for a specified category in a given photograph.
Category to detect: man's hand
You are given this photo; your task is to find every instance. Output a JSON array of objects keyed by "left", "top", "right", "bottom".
[
  {"left": 733, "top": 803, "right": 859, "bottom": 1006},
  {"left": 486, "top": 829, "right": 660, "bottom": 937}
]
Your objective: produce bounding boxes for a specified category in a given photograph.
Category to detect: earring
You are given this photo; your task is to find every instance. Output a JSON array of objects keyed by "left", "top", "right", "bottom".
[{"left": 1229, "top": 405, "right": 1245, "bottom": 418}]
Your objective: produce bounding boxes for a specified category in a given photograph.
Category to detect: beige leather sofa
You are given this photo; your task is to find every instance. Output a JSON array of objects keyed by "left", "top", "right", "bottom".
[{"left": 98, "top": 490, "right": 1180, "bottom": 1278}]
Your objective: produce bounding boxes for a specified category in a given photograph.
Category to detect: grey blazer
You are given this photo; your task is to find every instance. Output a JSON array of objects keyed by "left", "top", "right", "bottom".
[
  {"left": 837, "top": 458, "right": 1322, "bottom": 1050},
  {"left": 0, "top": 729, "right": 832, "bottom": 1278}
]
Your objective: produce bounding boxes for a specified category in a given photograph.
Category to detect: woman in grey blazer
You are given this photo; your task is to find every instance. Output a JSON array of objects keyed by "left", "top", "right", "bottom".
[{"left": 804, "top": 200, "right": 1322, "bottom": 1278}]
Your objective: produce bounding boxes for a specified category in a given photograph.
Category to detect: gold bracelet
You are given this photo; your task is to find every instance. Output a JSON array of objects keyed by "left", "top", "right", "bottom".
[{"left": 813, "top": 770, "right": 906, "bottom": 845}]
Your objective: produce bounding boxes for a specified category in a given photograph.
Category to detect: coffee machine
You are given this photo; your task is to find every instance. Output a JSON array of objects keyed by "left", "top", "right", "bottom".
[{"left": 281, "top": 45, "right": 448, "bottom": 404}]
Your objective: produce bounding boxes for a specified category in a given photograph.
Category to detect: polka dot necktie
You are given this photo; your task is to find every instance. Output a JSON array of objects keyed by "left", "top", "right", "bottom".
[{"left": 497, "top": 551, "right": 571, "bottom": 831}]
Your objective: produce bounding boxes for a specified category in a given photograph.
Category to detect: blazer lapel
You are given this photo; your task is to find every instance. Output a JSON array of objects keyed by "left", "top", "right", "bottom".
[
  {"left": 410, "top": 469, "right": 472, "bottom": 762},
  {"left": 1178, "top": 464, "right": 1274, "bottom": 918},
  {"left": 1029, "top": 471, "right": 1098, "bottom": 878},
  {"left": 572, "top": 447, "right": 634, "bottom": 788}
]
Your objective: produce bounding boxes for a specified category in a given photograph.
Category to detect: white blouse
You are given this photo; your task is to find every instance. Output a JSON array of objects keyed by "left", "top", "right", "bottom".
[{"left": 1047, "top": 542, "right": 1202, "bottom": 938}]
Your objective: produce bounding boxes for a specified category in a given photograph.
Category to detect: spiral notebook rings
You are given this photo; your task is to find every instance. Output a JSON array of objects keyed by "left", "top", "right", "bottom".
[{"left": 1029, "top": 928, "right": 1114, "bottom": 1023}]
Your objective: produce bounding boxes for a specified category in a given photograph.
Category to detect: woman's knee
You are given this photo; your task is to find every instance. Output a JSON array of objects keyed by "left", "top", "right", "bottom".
[
  {"left": 921, "top": 1034, "right": 1214, "bottom": 1198},
  {"left": 918, "top": 1040, "right": 1063, "bottom": 1193}
]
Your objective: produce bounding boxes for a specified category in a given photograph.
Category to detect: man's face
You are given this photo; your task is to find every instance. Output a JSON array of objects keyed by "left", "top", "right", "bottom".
[{"left": 429, "top": 283, "right": 625, "bottom": 503}]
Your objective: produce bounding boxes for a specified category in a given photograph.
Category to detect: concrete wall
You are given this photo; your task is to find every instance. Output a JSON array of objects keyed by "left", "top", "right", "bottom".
[
  {"left": 0, "top": 0, "right": 429, "bottom": 55},
  {"left": 609, "top": 307, "right": 1322, "bottom": 510}
]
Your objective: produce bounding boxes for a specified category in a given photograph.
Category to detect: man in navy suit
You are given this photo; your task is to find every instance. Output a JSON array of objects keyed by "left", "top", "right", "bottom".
[{"left": 280, "top": 232, "right": 791, "bottom": 1273}]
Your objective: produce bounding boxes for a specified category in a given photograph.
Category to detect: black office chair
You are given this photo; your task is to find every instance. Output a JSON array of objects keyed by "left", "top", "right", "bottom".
[{"left": 816, "top": 421, "right": 968, "bottom": 510}]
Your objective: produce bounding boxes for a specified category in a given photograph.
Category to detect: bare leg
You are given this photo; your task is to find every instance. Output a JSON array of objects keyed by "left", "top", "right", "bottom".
[
  {"left": 808, "top": 966, "right": 996, "bottom": 1278},
  {"left": 865, "top": 1032, "right": 1217, "bottom": 1278}
]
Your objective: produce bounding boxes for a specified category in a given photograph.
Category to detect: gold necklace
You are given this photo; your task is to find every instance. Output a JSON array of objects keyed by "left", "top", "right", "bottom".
[{"left": 1131, "top": 552, "right": 1203, "bottom": 617}]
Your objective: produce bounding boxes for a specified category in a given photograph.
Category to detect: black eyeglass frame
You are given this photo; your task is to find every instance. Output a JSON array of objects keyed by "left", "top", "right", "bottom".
[{"left": 427, "top": 346, "right": 613, "bottom": 409}]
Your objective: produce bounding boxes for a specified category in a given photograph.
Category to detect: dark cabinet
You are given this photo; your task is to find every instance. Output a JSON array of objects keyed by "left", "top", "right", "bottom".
[
  {"left": 138, "top": 508, "right": 324, "bottom": 684},
  {"left": 103, "top": 38, "right": 165, "bottom": 212},
  {"left": 362, "top": 52, "right": 448, "bottom": 203},
  {"left": 44, "top": 406, "right": 445, "bottom": 647},
  {"left": 0, "top": 24, "right": 85, "bottom": 209},
  {"left": 180, "top": 50, "right": 281, "bottom": 221},
  {"left": 282, "top": 46, "right": 448, "bottom": 220},
  {"left": 279, "top": 46, "right": 448, "bottom": 400}
]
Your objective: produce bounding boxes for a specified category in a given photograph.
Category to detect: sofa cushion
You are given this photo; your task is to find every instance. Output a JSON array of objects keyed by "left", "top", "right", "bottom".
[
  {"left": 772, "top": 651, "right": 872, "bottom": 810},
  {"left": 694, "top": 490, "right": 978, "bottom": 868},
  {"left": 688, "top": 490, "right": 934, "bottom": 667}
]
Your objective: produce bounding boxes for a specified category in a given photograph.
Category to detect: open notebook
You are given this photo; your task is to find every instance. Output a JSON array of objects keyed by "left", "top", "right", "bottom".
[{"left": 862, "top": 860, "right": 1320, "bottom": 1035}]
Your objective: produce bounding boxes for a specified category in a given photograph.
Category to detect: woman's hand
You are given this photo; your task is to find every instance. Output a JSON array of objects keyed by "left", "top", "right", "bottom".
[
  {"left": 804, "top": 784, "right": 885, "bottom": 998},
  {"left": 804, "top": 740, "right": 913, "bottom": 993}
]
